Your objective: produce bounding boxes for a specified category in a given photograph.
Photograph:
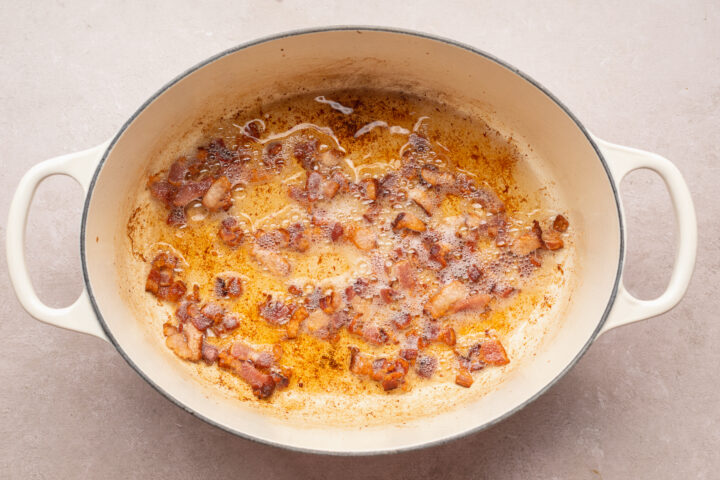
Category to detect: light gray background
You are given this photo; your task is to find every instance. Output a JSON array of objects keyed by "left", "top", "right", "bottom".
[{"left": 1, "top": 1, "right": 718, "bottom": 478}]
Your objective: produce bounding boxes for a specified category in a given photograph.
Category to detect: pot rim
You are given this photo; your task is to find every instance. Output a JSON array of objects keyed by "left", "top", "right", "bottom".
[{"left": 79, "top": 25, "right": 624, "bottom": 456}]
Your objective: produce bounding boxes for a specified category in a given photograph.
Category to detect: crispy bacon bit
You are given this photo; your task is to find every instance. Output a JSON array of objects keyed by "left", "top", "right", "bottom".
[
  {"left": 392, "top": 312, "right": 412, "bottom": 330},
  {"left": 263, "top": 142, "right": 284, "bottom": 169},
  {"left": 167, "top": 158, "right": 190, "bottom": 186},
  {"left": 449, "top": 293, "right": 492, "bottom": 314},
  {"left": 145, "top": 253, "right": 186, "bottom": 302},
  {"left": 285, "top": 306, "right": 308, "bottom": 339},
  {"left": 542, "top": 230, "right": 564, "bottom": 250},
  {"left": 348, "top": 225, "right": 376, "bottom": 251},
  {"left": 455, "top": 369, "right": 474, "bottom": 388},
  {"left": 467, "top": 264, "right": 483, "bottom": 283},
  {"left": 218, "top": 352, "right": 276, "bottom": 399},
  {"left": 258, "top": 296, "right": 295, "bottom": 325},
  {"left": 408, "top": 187, "right": 438, "bottom": 215},
  {"left": 287, "top": 223, "right": 310, "bottom": 252},
  {"left": 166, "top": 207, "right": 187, "bottom": 227},
  {"left": 427, "top": 240, "right": 452, "bottom": 268},
  {"left": 230, "top": 341, "right": 279, "bottom": 369},
  {"left": 392, "top": 212, "right": 426, "bottom": 232},
  {"left": 416, "top": 355, "right": 438, "bottom": 378},
  {"left": 380, "top": 288, "right": 400, "bottom": 304},
  {"left": 162, "top": 322, "right": 178, "bottom": 337},
  {"left": 202, "top": 176, "right": 232, "bottom": 211},
  {"left": 149, "top": 179, "right": 177, "bottom": 207},
  {"left": 511, "top": 230, "right": 543, "bottom": 256},
  {"left": 553, "top": 214, "right": 569, "bottom": 232},
  {"left": 349, "top": 347, "right": 409, "bottom": 391},
  {"left": 173, "top": 178, "right": 212, "bottom": 207},
  {"left": 391, "top": 259, "right": 416, "bottom": 290},
  {"left": 293, "top": 139, "right": 318, "bottom": 170},
  {"left": 214, "top": 313, "right": 239, "bottom": 335},
  {"left": 439, "top": 326, "right": 456, "bottom": 346},
  {"left": 251, "top": 245, "right": 291, "bottom": 276},
  {"left": 288, "top": 285, "right": 302, "bottom": 296},
  {"left": 214, "top": 276, "right": 243, "bottom": 298},
  {"left": 479, "top": 331, "right": 510, "bottom": 366},
  {"left": 201, "top": 342, "right": 219, "bottom": 365},
  {"left": 319, "top": 290, "right": 343, "bottom": 314},
  {"left": 243, "top": 120, "right": 263, "bottom": 139},
  {"left": 425, "top": 280, "right": 468, "bottom": 319},
  {"left": 421, "top": 165, "right": 454, "bottom": 187},
  {"left": 360, "top": 178, "right": 378, "bottom": 201},
  {"left": 321, "top": 178, "right": 341, "bottom": 199},
  {"left": 361, "top": 324, "right": 390, "bottom": 345},
  {"left": 218, "top": 217, "right": 244, "bottom": 247},
  {"left": 165, "top": 322, "right": 202, "bottom": 361},
  {"left": 330, "top": 222, "right": 344, "bottom": 241}
]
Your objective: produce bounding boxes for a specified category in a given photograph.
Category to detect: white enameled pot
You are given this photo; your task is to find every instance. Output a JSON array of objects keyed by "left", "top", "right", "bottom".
[{"left": 6, "top": 27, "right": 697, "bottom": 455}]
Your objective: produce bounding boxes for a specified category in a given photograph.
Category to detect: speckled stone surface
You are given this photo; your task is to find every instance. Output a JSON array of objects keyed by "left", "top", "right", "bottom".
[{"left": 1, "top": 1, "right": 717, "bottom": 478}]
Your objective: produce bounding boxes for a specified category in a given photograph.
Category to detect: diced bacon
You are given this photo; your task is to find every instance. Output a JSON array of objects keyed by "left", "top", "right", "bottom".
[
  {"left": 348, "top": 225, "right": 376, "bottom": 251},
  {"left": 217, "top": 352, "right": 276, "bottom": 399},
  {"left": 263, "top": 142, "right": 284, "bottom": 169},
  {"left": 427, "top": 240, "right": 452, "bottom": 268},
  {"left": 288, "top": 185, "right": 309, "bottom": 206},
  {"left": 421, "top": 166, "right": 454, "bottom": 187},
  {"left": 542, "top": 230, "right": 564, "bottom": 250},
  {"left": 330, "top": 222, "right": 344, "bottom": 241},
  {"left": 320, "top": 178, "right": 340, "bottom": 199},
  {"left": 251, "top": 245, "right": 291, "bottom": 276},
  {"left": 214, "top": 276, "right": 243, "bottom": 298},
  {"left": 392, "top": 312, "right": 412, "bottom": 330},
  {"left": 349, "top": 347, "right": 409, "bottom": 391},
  {"left": 293, "top": 138, "right": 319, "bottom": 170},
  {"left": 218, "top": 217, "right": 244, "bottom": 247},
  {"left": 392, "top": 212, "right": 426, "bottom": 232},
  {"left": 287, "top": 223, "right": 310, "bottom": 252},
  {"left": 360, "top": 178, "right": 378, "bottom": 201},
  {"left": 391, "top": 259, "right": 416, "bottom": 289},
  {"left": 172, "top": 178, "right": 212, "bottom": 207},
  {"left": 439, "top": 326, "right": 456, "bottom": 346},
  {"left": 149, "top": 180, "right": 177, "bottom": 207},
  {"left": 415, "top": 355, "right": 438, "bottom": 378},
  {"left": 449, "top": 293, "right": 492, "bottom": 314},
  {"left": 187, "top": 303, "right": 213, "bottom": 331},
  {"left": 511, "top": 231, "right": 543, "bottom": 256},
  {"left": 214, "top": 313, "right": 239, "bottom": 335},
  {"left": 202, "top": 176, "right": 232, "bottom": 211},
  {"left": 285, "top": 306, "right": 308, "bottom": 339},
  {"left": 306, "top": 171, "right": 323, "bottom": 202},
  {"left": 492, "top": 284, "right": 516, "bottom": 298},
  {"left": 165, "top": 322, "right": 203, "bottom": 362},
  {"left": 362, "top": 203, "right": 381, "bottom": 224},
  {"left": 479, "top": 332, "right": 510, "bottom": 366},
  {"left": 230, "top": 341, "right": 279, "bottom": 369},
  {"left": 408, "top": 187, "right": 437, "bottom": 215},
  {"left": 467, "top": 264, "right": 483, "bottom": 282},
  {"left": 167, "top": 157, "right": 190, "bottom": 186},
  {"left": 162, "top": 322, "right": 178, "bottom": 337},
  {"left": 258, "top": 296, "right": 295, "bottom": 325},
  {"left": 455, "top": 369, "right": 474, "bottom": 388},
  {"left": 318, "top": 290, "right": 343, "bottom": 314},
  {"left": 201, "top": 342, "right": 219, "bottom": 365},
  {"left": 166, "top": 207, "right": 186, "bottom": 227},
  {"left": 379, "top": 288, "right": 400, "bottom": 304},
  {"left": 553, "top": 214, "right": 569, "bottom": 232},
  {"left": 425, "top": 280, "right": 468, "bottom": 319}
]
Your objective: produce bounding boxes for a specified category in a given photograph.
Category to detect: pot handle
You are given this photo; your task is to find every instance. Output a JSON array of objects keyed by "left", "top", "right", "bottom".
[
  {"left": 593, "top": 137, "right": 697, "bottom": 335},
  {"left": 6, "top": 141, "right": 111, "bottom": 342}
]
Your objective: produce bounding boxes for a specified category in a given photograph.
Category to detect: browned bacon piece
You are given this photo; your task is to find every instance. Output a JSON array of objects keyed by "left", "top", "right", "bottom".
[
  {"left": 360, "top": 178, "right": 378, "bottom": 201},
  {"left": 391, "top": 259, "right": 416, "bottom": 290},
  {"left": 287, "top": 223, "right": 310, "bottom": 252},
  {"left": 258, "top": 296, "right": 295, "bottom": 326},
  {"left": 348, "top": 225, "right": 376, "bottom": 251},
  {"left": 145, "top": 252, "right": 186, "bottom": 302},
  {"left": 172, "top": 178, "right": 212, "bottom": 207},
  {"left": 218, "top": 217, "right": 244, "bottom": 247},
  {"left": 455, "top": 369, "right": 474, "bottom": 388},
  {"left": 293, "top": 138, "right": 319, "bottom": 170},
  {"left": 553, "top": 214, "right": 569, "bottom": 232},
  {"left": 349, "top": 347, "right": 410, "bottom": 391},
  {"left": 408, "top": 187, "right": 438, "bottom": 215},
  {"left": 424, "top": 281, "right": 468, "bottom": 319},
  {"left": 202, "top": 176, "right": 232, "bottom": 211},
  {"left": 149, "top": 179, "right": 177, "bottom": 207},
  {"left": 255, "top": 229, "right": 290, "bottom": 250},
  {"left": 165, "top": 322, "right": 202, "bottom": 362},
  {"left": 214, "top": 276, "right": 243, "bottom": 298},
  {"left": 230, "top": 341, "right": 280, "bottom": 369},
  {"left": 392, "top": 212, "right": 426, "bottom": 232},
  {"left": 449, "top": 293, "right": 492, "bottom": 314},
  {"left": 420, "top": 165, "right": 454, "bottom": 187},
  {"left": 167, "top": 157, "right": 191, "bottom": 186},
  {"left": 415, "top": 355, "right": 438, "bottom": 379},
  {"left": 263, "top": 142, "right": 284, "bottom": 170},
  {"left": 218, "top": 351, "right": 276, "bottom": 399}
]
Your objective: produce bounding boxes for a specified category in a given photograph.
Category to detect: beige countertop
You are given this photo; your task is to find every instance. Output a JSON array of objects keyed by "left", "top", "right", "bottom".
[{"left": 1, "top": 1, "right": 717, "bottom": 478}]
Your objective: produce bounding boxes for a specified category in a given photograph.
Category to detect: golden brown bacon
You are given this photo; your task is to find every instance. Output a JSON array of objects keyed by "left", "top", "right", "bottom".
[
  {"left": 218, "top": 217, "right": 244, "bottom": 247},
  {"left": 214, "top": 275, "right": 243, "bottom": 298},
  {"left": 349, "top": 347, "right": 410, "bottom": 391},
  {"left": 258, "top": 296, "right": 295, "bottom": 325},
  {"left": 164, "top": 322, "right": 203, "bottom": 362},
  {"left": 553, "top": 214, "right": 569, "bottom": 232},
  {"left": 145, "top": 252, "right": 186, "bottom": 302},
  {"left": 424, "top": 281, "right": 468, "bottom": 319},
  {"left": 218, "top": 352, "right": 277, "bottom": 399}
]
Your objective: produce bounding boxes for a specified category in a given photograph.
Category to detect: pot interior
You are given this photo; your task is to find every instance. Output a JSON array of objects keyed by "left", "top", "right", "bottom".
[{"left": 83, "top": 29, "right": 621, "bottom": 453}]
